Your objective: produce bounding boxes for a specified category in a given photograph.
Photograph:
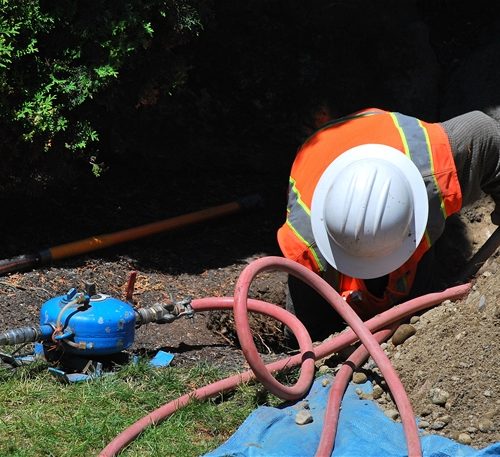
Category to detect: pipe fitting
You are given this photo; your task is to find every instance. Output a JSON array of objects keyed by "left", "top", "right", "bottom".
[
  {"left": 134, "top": 299, "right": 193, "bottom": 327},
  {"left": 0, "top": 324, "right": 53, "bottom": 346},
  {"left": 135, "top": 304, "right": 171, "bottom": 326}
]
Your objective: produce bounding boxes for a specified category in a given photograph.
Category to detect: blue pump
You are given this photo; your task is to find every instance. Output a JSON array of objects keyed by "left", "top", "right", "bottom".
[
  {"left": 0, "top": 280, "right": 193, "bottom": 371},
  {"left": 40, "top": 288, "right": 136, "bottom": 356}
]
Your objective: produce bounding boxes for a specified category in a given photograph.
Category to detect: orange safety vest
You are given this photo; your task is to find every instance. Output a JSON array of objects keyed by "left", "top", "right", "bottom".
[{"left": 277, "top": 108, "right": 463, "bottom": 319}]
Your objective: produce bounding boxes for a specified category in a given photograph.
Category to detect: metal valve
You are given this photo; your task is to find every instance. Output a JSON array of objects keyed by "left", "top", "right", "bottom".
[{"left": 135, "top": 298, "right": 194, "bottom": 326}]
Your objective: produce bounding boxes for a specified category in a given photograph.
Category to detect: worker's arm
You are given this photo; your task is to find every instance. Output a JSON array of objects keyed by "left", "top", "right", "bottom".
[{"left": 442, "top": 111, "right": 500, "bottom": 224}]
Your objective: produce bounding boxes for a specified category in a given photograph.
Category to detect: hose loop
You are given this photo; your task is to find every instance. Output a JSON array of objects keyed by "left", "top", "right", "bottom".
[
  {"left": 99, "top": 255, "right": 471, "bottom": 457},
  {"left": 233, "top": 258, "right": 315, "bottom": 400}
]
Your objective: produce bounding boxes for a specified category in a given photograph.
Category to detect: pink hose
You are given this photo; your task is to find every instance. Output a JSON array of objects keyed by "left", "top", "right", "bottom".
[
  {"left": 99, "top": 256, "right": 471, "bottom": 457},
  {"left": 315, "top": 327, "right": 395, "bottom": 457},
  {"left": 234, "top": 257, "right": 421, "bottom": 455}
]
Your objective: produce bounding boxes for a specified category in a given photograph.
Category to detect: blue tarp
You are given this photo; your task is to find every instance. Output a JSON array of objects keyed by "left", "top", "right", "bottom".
[{"left": 205, "top": 375, "right": 500, "bottom": 457}]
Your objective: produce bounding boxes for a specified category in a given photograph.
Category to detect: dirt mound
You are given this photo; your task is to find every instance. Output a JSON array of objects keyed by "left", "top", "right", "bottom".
[
  {"left": 386, "top": 271, "right": 500, "bottom": 447},
  {"left": 328, "top": 196, "right": 499, "bottom": 448}
]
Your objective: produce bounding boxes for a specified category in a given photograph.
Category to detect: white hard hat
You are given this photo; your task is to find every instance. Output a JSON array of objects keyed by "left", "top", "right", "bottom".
[{"left": 311, "top": 144, "right": 429, "bottom": 279}]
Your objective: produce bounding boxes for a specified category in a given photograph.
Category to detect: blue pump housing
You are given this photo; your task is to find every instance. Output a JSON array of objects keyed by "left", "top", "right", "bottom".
[{"left": 40, "top": 290, "right": 136, "bottom": 356}]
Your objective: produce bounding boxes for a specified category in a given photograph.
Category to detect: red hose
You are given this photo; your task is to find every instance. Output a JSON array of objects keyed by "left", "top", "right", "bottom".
[
  {"left": 99, "top": 256, "right": 471, "bottom": 457},
  {"left": 234, "top": 257, "right": 421, "bottom": 455},
  {"left": 233, "top": 259, "right": 315, "bottom": 400},
  {"left": 315, "top": 327, "right": 395, "bottom": 457}
]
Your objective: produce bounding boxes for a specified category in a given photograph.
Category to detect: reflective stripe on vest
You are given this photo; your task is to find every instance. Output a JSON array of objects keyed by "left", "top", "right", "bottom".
[
  {"left": 390, "top": 112, "right": 448, "bottom": 245},
  {"left": 285, "top": 176, "right": 326, "bottom": 271}
]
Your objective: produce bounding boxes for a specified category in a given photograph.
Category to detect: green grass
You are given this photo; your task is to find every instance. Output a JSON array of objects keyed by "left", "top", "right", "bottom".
[{"left": 0, "top": 359, "right": 288, "bottom": 457}]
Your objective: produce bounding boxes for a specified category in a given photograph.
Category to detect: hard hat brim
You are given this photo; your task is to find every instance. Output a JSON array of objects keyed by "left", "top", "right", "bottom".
[{"left": 311, "top": 144, "right": 429, "bottom": 279}]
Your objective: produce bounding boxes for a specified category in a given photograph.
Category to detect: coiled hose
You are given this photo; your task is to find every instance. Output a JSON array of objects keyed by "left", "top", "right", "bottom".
[{"left": 100, "top": 256, "right": 471, "bottom": 457}]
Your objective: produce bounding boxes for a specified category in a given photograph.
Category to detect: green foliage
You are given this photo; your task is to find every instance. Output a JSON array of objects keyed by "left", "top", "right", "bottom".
[{"left": 0, "top": 0, "right": 204, "bottom": 168}]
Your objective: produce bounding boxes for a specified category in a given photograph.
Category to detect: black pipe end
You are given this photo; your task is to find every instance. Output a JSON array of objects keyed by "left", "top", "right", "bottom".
[{"left": 0, "top": 253, "right": 41, "bottom": 276}]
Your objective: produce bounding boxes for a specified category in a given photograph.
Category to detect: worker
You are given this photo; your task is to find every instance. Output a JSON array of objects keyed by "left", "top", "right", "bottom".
[{"left": 278, "top": 107, "right": 500, "bottom": 341}]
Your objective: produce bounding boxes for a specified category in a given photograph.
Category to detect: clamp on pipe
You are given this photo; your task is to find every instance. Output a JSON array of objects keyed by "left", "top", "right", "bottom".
[{"left": 134, "top": 298, "right": 194, "bottom": 327}]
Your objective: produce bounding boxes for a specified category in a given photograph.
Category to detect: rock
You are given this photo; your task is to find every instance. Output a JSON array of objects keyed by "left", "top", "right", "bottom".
[
  {"left": 410, "top": 316, "right": 420, "bottom": 324},
  {"left": 384, "top": 409, "right": 400, "bottom": 420},
  {"left": 352, "top": 371, "right": 368, "bottom": 384},
  {"left": 372, "top": 384, "right": 384, "bottom": 400},
  {"left": 436, "top": 415, "right": 451, "bottom": 425},
  {"left": 431, "top": 410, "right": 442, "bottom": 420},
  {"left": 458, "top": 433, "right": 472, "bottom": 445},
  {"left": 420, "top": 407, "right": 432, "bottom": 417},
  {"left": 295, "top": 409, "right": 313, "bottom": 425},
  {"left": 429, "top": 388, "right": 450, "bottom": 405},
  {"left": 483, "top": 390, "right": 492, "bottom": 397},
  {"left": 363, "top": 359, "right": 376, "bottom": 370},
  {"left": 478, "top": 418, "right": 495, "bottom": 432},
  {"left": 322, "top": 378, "right": 330, "bottom": 387},
  {"left": 430, "top": 421, "right": 446, "bottom": 430},
  {"left": 478, "top": 295, "right": 486, "bottom": 311},
  {"left": 318, "top": 365, "right": 330, "bottom": 375},
  {"left": 466, "top": 291, "right": 480, "bottom": 305},
  {"left": 297, "top": 400, "right": 310, "bottom": 410},
  {"left": 392, "top": 324, "right": 417, "bottom": 346},
  {"left": 419, "top": 420, "right": 430, "bottom": 429},
  {"left": 485, "top": 409, "right": 497, "bottom": 420}
]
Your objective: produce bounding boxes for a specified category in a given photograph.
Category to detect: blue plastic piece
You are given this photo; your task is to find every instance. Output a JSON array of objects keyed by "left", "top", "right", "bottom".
[
  {"left": 48, "top": 367, "right": 87, "bottom": 383},
  {"left": 46, "top": 353, "right": 174, "bottom": 383},
  {"left": 204, "top": 376, "right": 500, "bottom": 457},
  {"left": 48, "top": 362, "right": 105, "bottom": 383},
  {"left": 40, "top": 293, "right": 136, "bottom": 356},
  {"left": 149, "top": 350, "right": 174, "bottom": 367},
  {"left": 64, "top": 288, "right": 78, "bottom": 302},
  {"left": 34, "top": 342, "right": 44, "bottom": 356}
]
